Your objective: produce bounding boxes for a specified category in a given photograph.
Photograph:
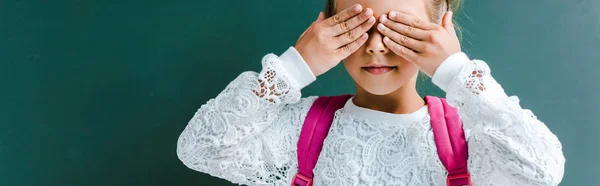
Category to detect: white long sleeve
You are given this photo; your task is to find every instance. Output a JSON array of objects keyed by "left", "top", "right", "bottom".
[
  {"left": 177, "top": 48, "right": 565, "bottom": 186},
  {"left": 432, "top": 53, "right": 566, "bottom": 185},
  {"left": 176, "top": 47, "right": 317, "bottom": 185}
]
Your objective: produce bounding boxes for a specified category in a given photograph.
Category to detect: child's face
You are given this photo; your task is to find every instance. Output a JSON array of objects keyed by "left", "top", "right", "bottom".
[{"left": 336, "top": 0, "right": 430, "bottom": 95}]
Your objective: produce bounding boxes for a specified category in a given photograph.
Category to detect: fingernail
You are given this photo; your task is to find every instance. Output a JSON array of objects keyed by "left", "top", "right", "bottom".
[
  {"left": 364, "top": 8, "right": 373, "bottom": 16},
  {"left": 367, "top": 17, "right": 375, "bottom": 23},
  {"left": 380, "top": 14, "right": 387, "bottom": 22},
  {"left": 378, "top": 23, "right": 385, "bottom": 30},
  {"left": 390, "top": 12, "right": 397, "bottom": 18},
  {"left": 354, "top": 4, "right": 362, "bottom": 12},
  {"left": 383, "top": 37, "right": 390, "bottom": 42}
]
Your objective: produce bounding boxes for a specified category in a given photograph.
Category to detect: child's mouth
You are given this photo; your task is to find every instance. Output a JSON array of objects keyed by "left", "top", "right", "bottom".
[{"left": 362, "top": 66, "right": 397, "bottom": 75}]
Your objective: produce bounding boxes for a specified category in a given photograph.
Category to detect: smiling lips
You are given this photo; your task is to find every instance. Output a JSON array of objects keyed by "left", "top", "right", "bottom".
[{"left": 362, "top": 65, "right": 397, "bottom": 75}]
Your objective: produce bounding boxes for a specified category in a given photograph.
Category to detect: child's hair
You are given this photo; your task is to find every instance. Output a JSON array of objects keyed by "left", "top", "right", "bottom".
[{"left": 324, "top": 0, "right": 463, "bottom": 39}]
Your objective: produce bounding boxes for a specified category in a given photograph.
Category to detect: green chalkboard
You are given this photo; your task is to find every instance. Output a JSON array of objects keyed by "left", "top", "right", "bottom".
[{"left": 0, "top": 0, "right": 598, "bottom": 185}]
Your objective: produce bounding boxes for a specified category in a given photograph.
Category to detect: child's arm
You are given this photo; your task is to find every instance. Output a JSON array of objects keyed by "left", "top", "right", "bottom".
[
  {"left": 432, "top": 53, "right": 566, "bottom": 186},
  {"left": 375, "top": 10, "right": 564, "bottom": 185},
  {"left": 176, "top": 47, "right": 317, "bottom": 185}
]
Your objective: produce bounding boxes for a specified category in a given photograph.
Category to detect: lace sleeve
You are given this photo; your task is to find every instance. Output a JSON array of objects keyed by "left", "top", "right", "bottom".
[
  {"left": 445, "top": 60, "right": 566, "bottom": 185},
  {"left": 176, "top": 53, "right": 316, "bottom": 185}
]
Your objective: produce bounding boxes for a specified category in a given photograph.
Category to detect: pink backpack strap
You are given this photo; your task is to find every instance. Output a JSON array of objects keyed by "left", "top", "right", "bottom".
[
  {"left": 292, "top": 94, "right": 353, "bottom": 186},
  {"left": 425, "top": 96, "right": 471, "bottom": 186}
]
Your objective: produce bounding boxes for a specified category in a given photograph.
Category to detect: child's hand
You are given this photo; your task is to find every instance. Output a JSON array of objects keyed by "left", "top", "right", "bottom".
[
  {"left": 295, "top": 4, "right": 376, "bottom": 77},
  {"left": 377, "top": 11, "right": 460, "bottom": 77}
]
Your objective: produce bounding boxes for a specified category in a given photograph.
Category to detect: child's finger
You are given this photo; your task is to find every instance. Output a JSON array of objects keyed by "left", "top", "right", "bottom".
[
  {"left": 388, "top": 11, "right": 437, "bottom": 30},
  {"left": 329, "top": 8, "right": 374, "bottom": 36},
  {"left": 379, "top": 14, "right": 428, "bottom": 40},
  {"left": 333, "top": 14, "right": 375, "bottom": 48},
  {"left": 383, "top": 36, "right": 419, "bottom": 63},
  {"left": 316, "top": 11, "right": 326, "bottom": 23},
  {"left": 377, "top": 23, "right": 425, "bottom": 53},
  {"left": 323, "top": 4, "right": 363, "bottom": 27},
  {"left": 334, "top": 33, "right": 369, "bottom": 58},
  {"left": 310, "top": 12, "right": 325, "bottom": 28},
  {"left": 442, "top": 11, "right": 457, "bottom": 36}
]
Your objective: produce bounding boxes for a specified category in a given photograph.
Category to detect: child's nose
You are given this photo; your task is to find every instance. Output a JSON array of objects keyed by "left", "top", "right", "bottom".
[{"left": 365, "top": 30, "right": 389, "bottom": 55}]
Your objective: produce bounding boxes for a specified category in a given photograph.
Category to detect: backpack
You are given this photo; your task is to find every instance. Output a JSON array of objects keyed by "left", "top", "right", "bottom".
[{"left": 291, "top": 94, "right": 471, "bottom": 186}]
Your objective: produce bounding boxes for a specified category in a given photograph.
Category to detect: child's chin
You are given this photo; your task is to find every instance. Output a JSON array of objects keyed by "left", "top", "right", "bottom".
[{"left": 360, "top": 83, "right": 403, "bottom": 96}]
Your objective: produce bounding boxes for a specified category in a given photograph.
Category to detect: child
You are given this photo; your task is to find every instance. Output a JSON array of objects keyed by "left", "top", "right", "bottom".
[{"left": 176, "top": 0, "right": 565, "bottom": 185}]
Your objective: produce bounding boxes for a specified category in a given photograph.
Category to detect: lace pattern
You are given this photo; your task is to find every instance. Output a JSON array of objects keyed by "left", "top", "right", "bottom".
[
  {"left": 177, "top": 54, "right": 565, "bottom": 186},
  {"left": 177, "top": 54, "right": 311, "bottom": 185},
  {"left": 446, "top": 60, "right": 565, "bottom": 185}
]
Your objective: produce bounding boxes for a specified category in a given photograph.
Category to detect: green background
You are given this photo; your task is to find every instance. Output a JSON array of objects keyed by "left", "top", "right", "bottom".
[{"left": 1, "top": 0, "right": 597, "bottom": 185}]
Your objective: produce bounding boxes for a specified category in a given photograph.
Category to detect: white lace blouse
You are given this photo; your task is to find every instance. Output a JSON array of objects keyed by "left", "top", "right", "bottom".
[{"left": 176, "top": 47, "right": 565, "bottom": 186}]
